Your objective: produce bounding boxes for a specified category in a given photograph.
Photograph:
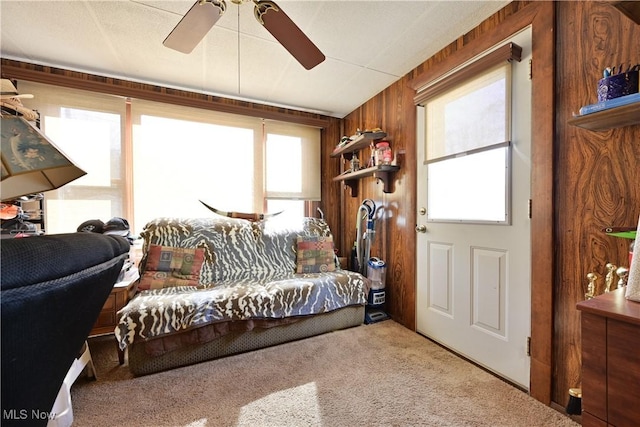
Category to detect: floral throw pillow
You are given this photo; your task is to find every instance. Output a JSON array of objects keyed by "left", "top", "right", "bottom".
[
  {"left": 296, "top": 235, "right": 336, "bottom": 274},
  {"left": 138, "top": 244, "right": 205, "bottom": 290}
]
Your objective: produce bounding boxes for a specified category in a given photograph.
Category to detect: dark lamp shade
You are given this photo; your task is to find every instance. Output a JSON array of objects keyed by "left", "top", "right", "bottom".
[{"left": 1, "top": 116, "right": 86, "bottom": 201}]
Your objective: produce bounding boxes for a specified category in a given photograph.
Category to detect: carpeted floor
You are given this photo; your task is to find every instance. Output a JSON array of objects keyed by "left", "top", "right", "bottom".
[{"left": 72, "top": 320, "right": 579, "bottom": 427}]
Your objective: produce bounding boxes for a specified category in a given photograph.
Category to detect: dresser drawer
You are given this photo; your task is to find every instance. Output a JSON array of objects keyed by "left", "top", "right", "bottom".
[{"left": 90, "top": 278, "right": 136, "bottom": 336}]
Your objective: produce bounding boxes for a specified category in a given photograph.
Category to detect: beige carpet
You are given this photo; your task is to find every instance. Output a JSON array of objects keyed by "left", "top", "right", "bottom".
[{"left": 72, "top": 320, "right": 578, "bottom": 427}]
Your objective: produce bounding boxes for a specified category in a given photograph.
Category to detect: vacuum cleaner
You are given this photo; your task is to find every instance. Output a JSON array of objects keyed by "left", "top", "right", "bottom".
[{"left": 354, "top": 199, "right": 390, "bottom": 324}]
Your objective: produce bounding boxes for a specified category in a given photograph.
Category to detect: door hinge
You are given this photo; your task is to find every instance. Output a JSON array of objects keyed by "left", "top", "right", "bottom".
[
  {"left": 528, "top": 59, "right": 532, "bottom": 80},
  {"left": 526, "top": 336, "right": 531, "bottom": 356},
  {"left": 528, "top": 199, "right": 532, "bottom": 219}
]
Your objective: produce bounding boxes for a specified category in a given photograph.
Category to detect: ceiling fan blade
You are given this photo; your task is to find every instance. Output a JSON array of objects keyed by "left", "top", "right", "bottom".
[
  {"left": 254, "top": 1, "right": 325, "bottom": 70},
  {"left": 163, "top": 0, "right": 226, "bottom": 54}
]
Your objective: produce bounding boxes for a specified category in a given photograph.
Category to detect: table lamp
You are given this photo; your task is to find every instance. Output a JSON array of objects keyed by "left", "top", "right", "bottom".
[
  {"left": 1, "top": 115, "right": 86, "bottom": 201},
  {"left": 1, "top": 79, "right": 86, "bottom": 201}
]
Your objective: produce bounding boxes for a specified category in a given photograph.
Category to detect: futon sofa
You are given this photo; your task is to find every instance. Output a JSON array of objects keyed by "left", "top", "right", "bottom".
[
  {"left": 1, "top": 233, "right": 130, "bottom": 427},
  {"left": 115, "top": 216, "right": 368, "bottom": 375}
]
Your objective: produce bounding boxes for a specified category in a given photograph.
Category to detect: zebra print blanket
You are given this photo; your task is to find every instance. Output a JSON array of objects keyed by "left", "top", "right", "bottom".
[{"left": 115, "top": 217, "right": 367, "bottom": 351}]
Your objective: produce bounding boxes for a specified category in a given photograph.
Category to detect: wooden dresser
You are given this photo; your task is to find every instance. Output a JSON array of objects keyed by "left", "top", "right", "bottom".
[
  {"left": 90, "top": 275, "right": 138, "bottom": 364},
  {"left": 576, "top": 288, "right": 640, "bottom": 427}
]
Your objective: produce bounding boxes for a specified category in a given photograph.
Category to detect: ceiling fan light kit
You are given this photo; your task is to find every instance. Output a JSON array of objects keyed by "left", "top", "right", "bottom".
[{"left": 163, "top": 0, "right": 325, "bottom": 69}]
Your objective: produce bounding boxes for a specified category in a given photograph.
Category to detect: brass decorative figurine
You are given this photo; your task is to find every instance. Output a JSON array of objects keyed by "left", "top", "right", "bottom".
[
  {"left": 604, "top": 262, "right": 617, "bottom": 292},
  {"left": 585, "top": 272, "right": 598, "bottom": 300},
  {"left": 616, "top": 266, "right": 629, "bottom": 289}
]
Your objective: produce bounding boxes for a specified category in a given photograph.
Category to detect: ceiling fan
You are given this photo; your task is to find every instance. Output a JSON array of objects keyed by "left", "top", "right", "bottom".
[{"left": 163, "top": 0, "right": 326, "bottom": 70}]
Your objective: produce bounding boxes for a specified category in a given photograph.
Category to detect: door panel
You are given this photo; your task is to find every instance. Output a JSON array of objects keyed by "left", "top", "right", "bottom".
[
  {"left": 472, "top": 247, "right": 506, "bottom": 336},
  {"left": 428, "top": 242, "right": 453, "bottom": 315}
]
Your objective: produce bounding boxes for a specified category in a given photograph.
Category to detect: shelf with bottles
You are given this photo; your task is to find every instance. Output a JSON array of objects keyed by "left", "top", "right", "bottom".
[
  {"left": 331, "top": 129, "right": 400, "bottom": 196},
  {"left": 330, "top": 131, "right": 387, "bottom": 159}
]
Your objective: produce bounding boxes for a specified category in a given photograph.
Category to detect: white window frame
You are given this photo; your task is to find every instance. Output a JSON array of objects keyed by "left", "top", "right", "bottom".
[{"left": 416, "top": 44, "right": 520, "bottom": 225}]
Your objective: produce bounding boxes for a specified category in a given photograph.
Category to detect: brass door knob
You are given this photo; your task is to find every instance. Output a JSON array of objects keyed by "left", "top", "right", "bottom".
[{"left": 415, "top": 225, "right": 427, "bottom": 233}]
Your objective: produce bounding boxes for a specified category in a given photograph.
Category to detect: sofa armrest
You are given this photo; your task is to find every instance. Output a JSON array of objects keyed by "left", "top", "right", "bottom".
[{"left": 1, "top": 233, "right": 130, "bottom": 290}]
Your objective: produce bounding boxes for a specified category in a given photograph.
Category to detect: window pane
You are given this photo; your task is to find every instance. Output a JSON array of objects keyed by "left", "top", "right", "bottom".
[
  {"left": 17, "top": 81, "right": 126, "bottom": 235},
  {"left": 42, "top": 108, "right": 122, "bottom": 234},
  {"left": 263, "top": 121, "right": 321, "bottom": 201},
  {"left": 426, "top": 64, "right": 509, "bottom": 160},
  {"left": 132, "top": 115, "right": 255, "bottom": 232},
  {"left": 266, "top": 134, "right": 302, "bottom": 195},
  {"left": 427, "top": 147, "right": 509, "bottom": 222},
  {"left": 266, "top": 199, "right": 305, "bottom": 223}
]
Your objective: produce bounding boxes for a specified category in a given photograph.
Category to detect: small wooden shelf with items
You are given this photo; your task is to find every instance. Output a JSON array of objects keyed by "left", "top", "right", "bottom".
[
  {"left": 331, "top": 130, "right": 400, "bottom": 196},
  {"left": 568, "top": 101, "right": 640, "bottom": 131},
  {"left": 331, "top": 131, "right": 386, "bottom": 159},
  {"left": 333, "top": 165, "right": 400, "bottom": 196}
]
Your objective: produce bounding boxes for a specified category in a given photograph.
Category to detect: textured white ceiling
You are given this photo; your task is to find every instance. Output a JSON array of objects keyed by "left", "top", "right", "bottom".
[{"left": 1, "top": 0, "right": 509, "bottom": 118}]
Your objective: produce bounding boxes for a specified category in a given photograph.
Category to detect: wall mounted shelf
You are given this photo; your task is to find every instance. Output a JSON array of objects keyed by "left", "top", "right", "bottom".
[
  {"left": 330, "top": 132, "right": 387, "bottom": 160},
  {"left": 333, "top": 164, "right": 400, "bottom": 196},
  {"left": 331, "top": 130, "right": 400, "bottom": 197},
  {"left": 568, "top": 101, "right": 640, "bottom": 131}
]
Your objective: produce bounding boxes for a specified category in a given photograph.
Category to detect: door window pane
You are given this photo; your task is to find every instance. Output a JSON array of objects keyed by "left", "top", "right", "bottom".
[
  {"left": 424, "top": 62, "right": 511, "bottom": 223},
  {"left": 426, "top": 64, "right": 509, "bottom": 161},
  {"left": 427, "top": 146, "right": 509, "bottom": 222}
]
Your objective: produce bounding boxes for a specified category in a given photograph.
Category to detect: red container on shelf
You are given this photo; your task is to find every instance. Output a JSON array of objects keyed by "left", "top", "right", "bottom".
[{"left": 375, "top": 141, "right": 392, "bottom": 165}]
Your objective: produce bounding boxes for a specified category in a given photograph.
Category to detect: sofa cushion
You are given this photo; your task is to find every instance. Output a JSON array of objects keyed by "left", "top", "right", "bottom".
[
  {"left": 296, "top": 235, "right": 336, "bottom": 273},
  {"left": 116, "top": 270, "right": 368, "bottom": 351},
  {"left": 137, "top": 244, "right": 205, "bottom": 290}
]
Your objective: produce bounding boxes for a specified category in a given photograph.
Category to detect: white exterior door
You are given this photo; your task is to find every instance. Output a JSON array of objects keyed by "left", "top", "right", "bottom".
[{"left": 416, "top": 28, "right": 532, "bottom": 389}]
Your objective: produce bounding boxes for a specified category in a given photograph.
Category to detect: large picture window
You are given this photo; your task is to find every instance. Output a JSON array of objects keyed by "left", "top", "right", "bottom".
[{"left": 18, "top": 81, "right": 321, "bottom": 235}]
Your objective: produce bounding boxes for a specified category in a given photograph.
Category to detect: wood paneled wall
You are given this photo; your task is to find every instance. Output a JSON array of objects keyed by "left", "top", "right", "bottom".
[
  {"left": 554, "top": 0, "right": 640, "bottom": 408},
  {"left": 327, "top": 0, "right": 639, "bottom": 409},
  {"left": 328, "top": 0, "right": 537, "bottom": 357}
]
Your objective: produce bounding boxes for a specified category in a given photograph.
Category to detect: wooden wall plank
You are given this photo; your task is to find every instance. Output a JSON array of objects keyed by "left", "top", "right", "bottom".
[
  {"left": 340, "top": 0, "right": 558, "bottom": 399},
  {"left": 554, "top": 0, "right": 640, "bottom": 408}
]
